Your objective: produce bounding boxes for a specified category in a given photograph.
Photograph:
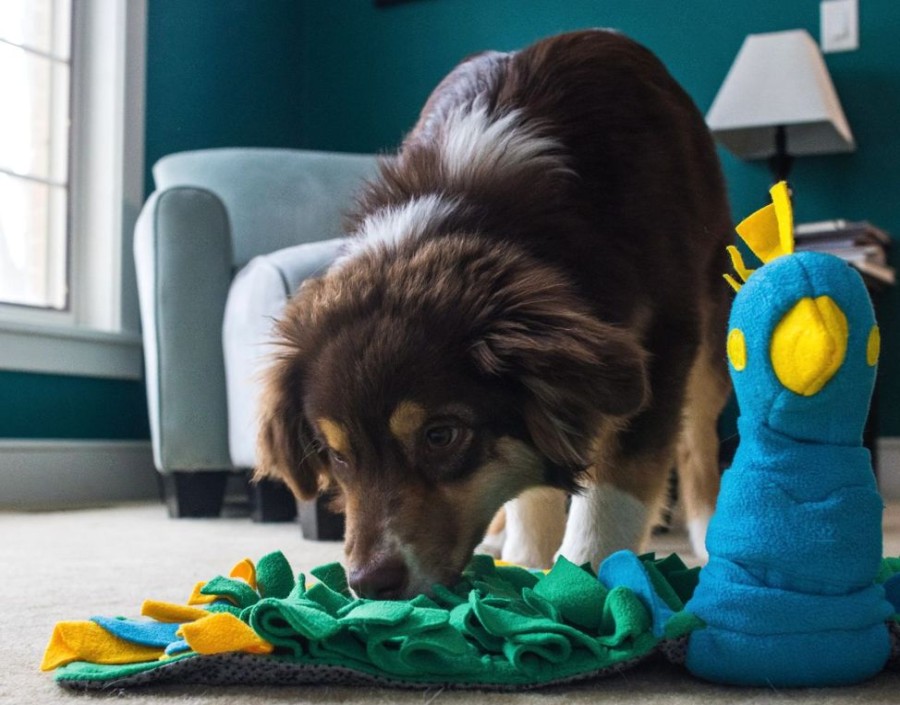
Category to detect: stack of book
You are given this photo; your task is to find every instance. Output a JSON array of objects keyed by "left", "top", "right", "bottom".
[{"left": 794, "top": 220, "right": 895, "bottom": 289}]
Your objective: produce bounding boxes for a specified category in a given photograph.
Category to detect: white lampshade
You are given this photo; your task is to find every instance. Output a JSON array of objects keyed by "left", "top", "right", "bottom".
[{"left": 706, "top": 29, "right": 855, "bottom": 159}]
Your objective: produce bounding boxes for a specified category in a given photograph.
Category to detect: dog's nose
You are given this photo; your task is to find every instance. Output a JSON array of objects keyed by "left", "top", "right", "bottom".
[{"left": 348, "top": 557, "right": 409, "bottom": 600}]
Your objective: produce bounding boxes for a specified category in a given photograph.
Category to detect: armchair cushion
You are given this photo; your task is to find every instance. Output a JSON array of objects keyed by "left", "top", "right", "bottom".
[{"left": 223, "top": 237, "right": 349, "bottom": 468}]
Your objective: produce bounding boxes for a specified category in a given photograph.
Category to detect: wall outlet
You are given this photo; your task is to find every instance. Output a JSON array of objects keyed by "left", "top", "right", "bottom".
[{"left": 821, "top": 0, "right": 859, "bottom": 53}]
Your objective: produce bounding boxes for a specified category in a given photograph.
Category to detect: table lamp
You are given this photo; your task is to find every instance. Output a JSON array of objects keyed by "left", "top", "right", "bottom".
[{"left": 706, "top": 29, "right": 855, "bottom": 183}]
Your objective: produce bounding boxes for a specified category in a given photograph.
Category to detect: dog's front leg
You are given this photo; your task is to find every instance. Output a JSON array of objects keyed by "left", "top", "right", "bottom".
[
  {"left": 555, "top": 483, "right": 651, "bottom": 569},
  {"left": 500, "top": 487, "right": 567, "bottom": 569},
  {"left": 555, "top": 449, "right": 673, "bottom": 570}
]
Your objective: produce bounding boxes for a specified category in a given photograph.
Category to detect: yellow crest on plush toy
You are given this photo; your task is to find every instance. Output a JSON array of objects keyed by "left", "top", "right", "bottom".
[{"left": 724, "top": 181, "right": 795, "bottom": 293}]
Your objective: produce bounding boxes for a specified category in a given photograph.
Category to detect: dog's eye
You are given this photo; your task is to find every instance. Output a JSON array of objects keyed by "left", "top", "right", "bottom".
[
  {"left": 328, "top": 449, "right": 348, "bottom": 466},
  {"left": 424, "top": 425, "right": 459, "bottom": 450}
]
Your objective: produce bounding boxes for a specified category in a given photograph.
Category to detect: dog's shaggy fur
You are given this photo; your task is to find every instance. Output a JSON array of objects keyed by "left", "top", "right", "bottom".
[{"left": 256, "top": 30, "right": 732, "bottom": 599}]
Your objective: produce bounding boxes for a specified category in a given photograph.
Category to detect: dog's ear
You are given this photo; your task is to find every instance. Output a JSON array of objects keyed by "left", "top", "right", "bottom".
[
  {"left": 471, "top": 299, "right": 649, "bottom": 468},
  {"left": 254, "top": 351, "right": 325, "bottom": 500}
]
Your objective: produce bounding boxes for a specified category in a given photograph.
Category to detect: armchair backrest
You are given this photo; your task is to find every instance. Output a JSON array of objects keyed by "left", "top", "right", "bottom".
[{"left": 152, "top": 148, "right": 379, "bottom": 267}]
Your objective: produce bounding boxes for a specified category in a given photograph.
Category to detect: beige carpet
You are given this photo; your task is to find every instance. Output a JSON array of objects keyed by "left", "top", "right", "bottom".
[{"left": 3, "top": 501, "right": 900, "bottom": 705}]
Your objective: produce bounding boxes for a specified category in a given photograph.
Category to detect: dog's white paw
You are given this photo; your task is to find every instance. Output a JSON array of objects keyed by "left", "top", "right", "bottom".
[
  {"left": 688, "top": 515, "right": 710, "bottom": 563},
  {"left": 501, "top": 539, "right": 553, "bottom": 570},
  {"left": 474, "top": 528, "right": 506, "bottom": 558},
  {"left": 556, "top": 484, "right": 651, "bottom": 571}
]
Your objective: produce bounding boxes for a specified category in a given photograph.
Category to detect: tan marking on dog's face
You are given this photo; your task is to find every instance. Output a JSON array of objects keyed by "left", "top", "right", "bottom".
[
  {"left": 388, "top": 401, "right": 427, "bottom": 442},
  {"left": 317, "top": 417, "right": 350, "bottom": 456},
  {"left": 431, "top": 437, "right": 546, "bottom": 581}
]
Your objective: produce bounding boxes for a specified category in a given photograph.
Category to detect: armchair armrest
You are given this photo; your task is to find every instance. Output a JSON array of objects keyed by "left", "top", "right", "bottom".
[{"left": 134, "top": 187, "right": 234, "bottom": 473}]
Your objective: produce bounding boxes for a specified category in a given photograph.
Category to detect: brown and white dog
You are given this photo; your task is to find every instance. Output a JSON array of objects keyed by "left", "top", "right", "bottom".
[{"left": 256, "top": 30, "right": 733, "bottom": 599}]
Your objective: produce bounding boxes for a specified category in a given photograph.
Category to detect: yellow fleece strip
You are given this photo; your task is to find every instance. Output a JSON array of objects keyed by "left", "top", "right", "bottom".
[
  {"left": 41, "top": 621, "right": 164, "bottom": 671},
  {"left": 229, "top": 558, "right": 258, "bottom": 589},
  {"left": 141, "top": 600, "right": 209, "bottom": 624},
  {"left": 178, "top": 612, "right": 274, "bottom": 655},
  {"left": 188, "top": 581, "right": 217, "bottom": 605}
]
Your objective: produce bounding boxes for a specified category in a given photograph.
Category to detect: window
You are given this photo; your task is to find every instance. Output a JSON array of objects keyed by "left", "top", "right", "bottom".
[
  {"left": 0, "top": 1, "right": 71, "bottom": 311},
  {"left": 0, "top": 1, "right": 146, "bottom": 380}
]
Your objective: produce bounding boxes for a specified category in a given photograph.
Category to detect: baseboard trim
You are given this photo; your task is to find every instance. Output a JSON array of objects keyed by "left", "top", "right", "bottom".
[
  {"left": 878, "top": 437, "right": 900, "bottom": 501},
  {"left": 0, "top": 322, "right": 144, "bottom": 380},
  {"left": 0, "top": 439, "right": 159, "bottom": 509},
  {"left": 2, "top": 437, "right": 897, "bottom": 508}
]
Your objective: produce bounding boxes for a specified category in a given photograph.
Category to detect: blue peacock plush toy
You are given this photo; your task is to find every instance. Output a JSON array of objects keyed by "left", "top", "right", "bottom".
[{"left": 680, "top": 181, "right": 895, "bottom": 686}]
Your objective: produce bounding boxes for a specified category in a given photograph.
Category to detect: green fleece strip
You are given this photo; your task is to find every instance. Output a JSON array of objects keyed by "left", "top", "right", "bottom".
[
  {"left": 200, "top": 577, "right": 259, "bottom": 609},
  {"left": 256, "top": 551, "right": 295, "bottom": 599},
  {"left": 54, "top": 653, "right": 198, "bottom": 683},
  {"left": 636, "top": 552, "right": 701, "bottom": 610},
  {"left": 876, "top": 557, "right": 900, "bottom": 584}
]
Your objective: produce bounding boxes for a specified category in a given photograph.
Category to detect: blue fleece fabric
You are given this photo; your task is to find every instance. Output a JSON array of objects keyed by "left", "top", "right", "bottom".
[
  {"left": 90, "top": 617, "right": 182, "bottom": 648},
  {"left": 599, "top": 551, "right": 675, "bottom": 638},
  {"left": 683, "top": 252, "right": 893, "bottom": 687}
]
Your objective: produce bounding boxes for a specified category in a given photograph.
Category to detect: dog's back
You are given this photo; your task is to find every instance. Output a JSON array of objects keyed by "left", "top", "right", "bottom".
[
  {"left": 359, "top": 27, "right": 732, "bottom": 471},
  {"left": 361, "top": 30, "right": 730, "bottom": 331}
]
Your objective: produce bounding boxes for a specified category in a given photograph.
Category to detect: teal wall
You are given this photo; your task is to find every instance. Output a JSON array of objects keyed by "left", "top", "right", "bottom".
[
  {"left": 300, "top": 0, "right": 900, "bottom": 435},
  {"left": 0, "top": 372, "right": 149, "bottom": 439},
  {"left": 144, "top": 0, "right": 308, "bottom": 193}
]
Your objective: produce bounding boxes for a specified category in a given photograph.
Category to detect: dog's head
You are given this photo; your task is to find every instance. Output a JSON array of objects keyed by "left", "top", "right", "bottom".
[{"left": 255, "top": 235, "right": 648, "bottom": 598}]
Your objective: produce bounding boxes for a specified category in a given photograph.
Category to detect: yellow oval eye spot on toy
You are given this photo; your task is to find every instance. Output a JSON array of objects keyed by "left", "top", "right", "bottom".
[
  {"left": 770, "top": 296, "right": 848, "bottom": 396},
  {"left": 727, "top": 328, "right": 747, "bottom": 371},
  {"left": 867, "top": 325, "right": 881, "bottom": 367}
]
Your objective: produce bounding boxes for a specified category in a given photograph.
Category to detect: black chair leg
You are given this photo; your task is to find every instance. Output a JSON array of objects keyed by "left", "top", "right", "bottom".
[
  {"left": 297, "top": 493, "right": 345, "bottom": 541},
  {"left": 249, "top": 477, "right": 298, "bottom": 523},
  {"left": 161, "top": 471, "right": 229, "bottom": 518}
]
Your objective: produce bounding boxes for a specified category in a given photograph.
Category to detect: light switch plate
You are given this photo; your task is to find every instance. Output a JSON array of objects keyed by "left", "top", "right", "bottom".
[{"left": 821, "top": 0, "right": 859, "bottom": 53}]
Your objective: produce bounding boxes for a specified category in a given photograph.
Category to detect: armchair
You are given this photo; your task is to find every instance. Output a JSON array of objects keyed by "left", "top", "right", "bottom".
[{"left": 134, "top": 148, "right": 377, "bottom": 523}]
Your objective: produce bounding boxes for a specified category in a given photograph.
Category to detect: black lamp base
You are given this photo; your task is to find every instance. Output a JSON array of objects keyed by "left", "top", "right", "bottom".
[{"left": 768, "top": 125, "right": 794, "bottom": 184}]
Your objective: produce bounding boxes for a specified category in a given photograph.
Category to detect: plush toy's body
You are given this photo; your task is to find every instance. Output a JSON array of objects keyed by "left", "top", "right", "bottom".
[{"left": 683, "top": 183, "right": 894, "bottom": 686}]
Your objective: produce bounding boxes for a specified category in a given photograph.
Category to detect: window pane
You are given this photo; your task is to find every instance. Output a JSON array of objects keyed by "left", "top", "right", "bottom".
[
  {"left": 0, "top": 174, "right": 67, "bottom": 309},
  {"left": 0, "top": 0, "right": 70, "bottom": 312},
  {"left": 0, "top": 0, "right": 54, "bottom": 56},
  {"left": 0, "top": 41, "right": 69, "bottom": 183}
]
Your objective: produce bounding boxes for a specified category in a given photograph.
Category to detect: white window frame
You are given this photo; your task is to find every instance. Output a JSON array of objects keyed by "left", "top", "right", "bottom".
[{"left": 0, "top": 0, "right": 146, "bottom": 381}]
